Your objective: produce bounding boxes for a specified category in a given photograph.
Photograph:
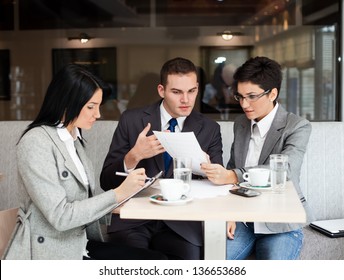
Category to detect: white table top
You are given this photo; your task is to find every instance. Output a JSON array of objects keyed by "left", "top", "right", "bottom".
[{"left": 120, "top": 180, "right": 306, "bottom": 224}]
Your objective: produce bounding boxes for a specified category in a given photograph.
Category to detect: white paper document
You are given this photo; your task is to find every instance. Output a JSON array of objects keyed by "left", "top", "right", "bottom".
[
  {"left": 188, "top": 180, "right": 232, "bottom": 199},
  {"left": 151, "top": 180, "right": 232, "bottom": 199},
  {"left": 153, "top": 131, "right": 208, "bottom": 175}
]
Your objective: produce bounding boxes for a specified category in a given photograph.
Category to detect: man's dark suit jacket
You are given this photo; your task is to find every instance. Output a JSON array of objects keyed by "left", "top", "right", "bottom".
[{"left": 100, "top": 100, "right": 223, "bottom": 246}]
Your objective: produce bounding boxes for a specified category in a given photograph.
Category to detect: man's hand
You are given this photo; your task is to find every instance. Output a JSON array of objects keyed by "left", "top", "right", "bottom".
[{"left": 124, "top": 123, "right": 165, "bottom": 169}]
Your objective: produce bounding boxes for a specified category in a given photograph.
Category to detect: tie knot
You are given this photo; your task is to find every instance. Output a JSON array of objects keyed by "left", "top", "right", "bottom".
[{"left": 168, "top": 118, "right": 178, "bottom": 132}]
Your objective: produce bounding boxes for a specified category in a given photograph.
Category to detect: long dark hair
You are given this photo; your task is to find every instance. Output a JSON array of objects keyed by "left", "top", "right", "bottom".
[{"left": 19, "top": 64, "right": 109, "bottom": 141}]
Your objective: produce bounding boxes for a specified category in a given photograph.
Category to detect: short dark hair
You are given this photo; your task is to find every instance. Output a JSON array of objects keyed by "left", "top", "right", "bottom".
[
  {"left": 21, "top": 64, "right": 109, "bottom": 139},
  {"left": 160, "top": 57, "right": 197, "bottom": 87},
  {"left": 232, "top": 56, "right": 282, "bottom": 98}
]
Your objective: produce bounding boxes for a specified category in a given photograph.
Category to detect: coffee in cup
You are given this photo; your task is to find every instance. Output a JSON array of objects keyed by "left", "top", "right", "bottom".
[
  {"left": 159, "top": 179, "right": 190, "bottom": 201},
  {"left": 243, "top": 168, "right": 270, "bottom": 187}
]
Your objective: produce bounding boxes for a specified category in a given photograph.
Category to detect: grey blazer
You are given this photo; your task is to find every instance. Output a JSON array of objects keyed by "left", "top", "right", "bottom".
[
  {"left": 228, "top": 105, "right": 314, "bottom": 232},
  {"left": 3, "top": 126, "right": 117, "bottom": 260}
]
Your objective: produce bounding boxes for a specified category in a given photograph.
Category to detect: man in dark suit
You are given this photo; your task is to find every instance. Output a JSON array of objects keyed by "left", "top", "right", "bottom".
[{"left": 100, "top": 57, "right": 223, "bottom": 259}]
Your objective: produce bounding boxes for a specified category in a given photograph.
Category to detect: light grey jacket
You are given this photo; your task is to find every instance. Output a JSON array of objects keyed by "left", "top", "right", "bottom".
[
  {"left": 3, "top": 126, "right": 118, "bottom": 260},
  {"left": 228, "top": 105, "right": 314, "bottom": 232}
]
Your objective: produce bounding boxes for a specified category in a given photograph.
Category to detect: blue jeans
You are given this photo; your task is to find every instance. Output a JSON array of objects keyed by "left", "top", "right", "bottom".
[{"left": 226, "top": 222, "right": 304, "bottom": 260}]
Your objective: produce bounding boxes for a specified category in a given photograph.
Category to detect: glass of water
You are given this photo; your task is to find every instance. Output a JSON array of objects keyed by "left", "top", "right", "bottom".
[
  {"left": 173, "top": 157, "right": 192, "bottom": 196},
  {"left": 269, "top": 154, "right": 288, "bottom": 194}
]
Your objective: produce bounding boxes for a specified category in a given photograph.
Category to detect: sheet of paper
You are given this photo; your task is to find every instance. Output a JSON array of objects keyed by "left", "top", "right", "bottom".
[
  {"left": 188, "top": 180, "right": 233, "bottom": 199},
  {"left": 153, "top": 131, "right": 207, "bottom": 175},
  {"left": 152, "top": 179, "right": 233, "bottom": 199}
]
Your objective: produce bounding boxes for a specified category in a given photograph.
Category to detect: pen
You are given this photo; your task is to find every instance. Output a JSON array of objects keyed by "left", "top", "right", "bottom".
[
  {"left": 115, "top": 172, "right": 129, "bottom": 177},
  {"left": 115, "top": 171, "right": 153, "bottom": 183}
]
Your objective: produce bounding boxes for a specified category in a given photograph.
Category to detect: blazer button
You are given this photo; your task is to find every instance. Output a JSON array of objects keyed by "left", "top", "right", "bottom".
[
  {"left": 62, "top": 171, "right": 69, "bottom": 178},
  {"left": 37, "top": 236, "right": 45, "bottom": 243}
]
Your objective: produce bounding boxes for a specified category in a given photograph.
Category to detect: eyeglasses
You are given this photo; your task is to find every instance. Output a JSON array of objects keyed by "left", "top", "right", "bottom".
[{"left": 233, "top": 89, "right": 271, "bottom": 102}]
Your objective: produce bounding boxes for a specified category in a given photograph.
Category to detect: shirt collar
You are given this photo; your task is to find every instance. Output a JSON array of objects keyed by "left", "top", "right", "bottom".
[
  {"left": 57, "top": 123, "right": 81, "bottom": 142},
  {"left": 159, "top": 101, "right": 186, "bottom": 130},
  {"left": 251, "top": 103, "right": 279, "bottom": 137}
]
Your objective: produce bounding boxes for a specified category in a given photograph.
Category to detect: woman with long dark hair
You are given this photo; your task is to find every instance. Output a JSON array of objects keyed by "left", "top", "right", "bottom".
[{"left": 3, "top": 64, "right": 166, "bottom": 260}]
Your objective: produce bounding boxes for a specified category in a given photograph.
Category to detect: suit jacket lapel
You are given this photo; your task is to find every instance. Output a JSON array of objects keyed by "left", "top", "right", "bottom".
[
  {"left": 75, "top": 140, "right": 95, "bottom": 194},
  {"left": 235, "top": 118, "right": 251, "bottom": 167},
  {"left": 142, "top": 101, "right": 162, "bottom": 133},
  {"left": 43, "top": 126, "right": 89, "bottom": 191},
  {"left": 259, "top": 106, "right": 288, "bottom": 164},
  {"left": 182, "top": 111, "right": 203, "bottom": 135},
  {"left": 142, "top": 101, "right": 165, "bottom": 173}
]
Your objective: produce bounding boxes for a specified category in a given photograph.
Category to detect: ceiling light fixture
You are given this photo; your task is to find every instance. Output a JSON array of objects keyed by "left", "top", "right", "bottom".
[
  {"left": 217, "top": 30, "right": 244, "bottom": 41},
  {"left": 68, "top": 33, "right": 93, "bottom": 44},
  {"left": 221, "top": 33, "right": 233, "bottom": 41}
]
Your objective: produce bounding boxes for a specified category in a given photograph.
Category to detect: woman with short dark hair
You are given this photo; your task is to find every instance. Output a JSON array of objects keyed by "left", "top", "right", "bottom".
[{"left": 201, "top": 56, "right": 313, "bottom": 260}]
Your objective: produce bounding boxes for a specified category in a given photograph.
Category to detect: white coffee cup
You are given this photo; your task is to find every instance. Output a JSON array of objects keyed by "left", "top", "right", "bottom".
[
  {"left": 159, "top": 179, "right": 190, "bottom": 201},
  {"left": 243, "top": 168, "right": 270, "bottom": 187}
]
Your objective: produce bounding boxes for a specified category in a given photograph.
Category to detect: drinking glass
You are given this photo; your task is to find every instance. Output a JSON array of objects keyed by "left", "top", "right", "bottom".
[
  {"left": 269, "top": 154, "right": 288, "bottom": 194},
  {"left": 173, "top": 157, "right": 192, "bottom": 196}
]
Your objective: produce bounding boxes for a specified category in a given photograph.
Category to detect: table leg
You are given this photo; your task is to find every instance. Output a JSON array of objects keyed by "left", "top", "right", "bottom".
[{"left": 203, "top": 220, "right": 226, "bottom": 260}]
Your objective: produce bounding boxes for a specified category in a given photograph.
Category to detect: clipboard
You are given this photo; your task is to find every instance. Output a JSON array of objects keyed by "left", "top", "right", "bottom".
[{"left": 114, "top": 171, "right": 163, "bottom": 209}]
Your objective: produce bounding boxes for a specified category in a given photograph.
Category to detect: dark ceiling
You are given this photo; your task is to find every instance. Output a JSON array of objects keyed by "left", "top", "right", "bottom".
[{"left": 0, "top": 0, "right": 340, "bottom": 31}]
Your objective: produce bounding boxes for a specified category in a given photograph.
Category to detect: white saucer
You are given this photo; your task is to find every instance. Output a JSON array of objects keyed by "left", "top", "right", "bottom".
[
  {"left": 149, "top": 194, "right": 193, "bottom": 206},
  {"left": 239, "top": 182, "right": 271, "bottom": 190}
]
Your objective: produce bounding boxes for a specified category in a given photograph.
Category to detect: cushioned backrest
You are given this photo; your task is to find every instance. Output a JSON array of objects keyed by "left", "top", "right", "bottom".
[
  {"left": 217, "top": 121, "right": 234, "bottom": 166},
  {"left": 0, "top": 120, "right": 343, "bottom": 221},
  {"left": 299, "top": 122, "right": 344, "bottom": 220},
  {"left": 0, "top": 121, "right": 30, "bottom": 210}
]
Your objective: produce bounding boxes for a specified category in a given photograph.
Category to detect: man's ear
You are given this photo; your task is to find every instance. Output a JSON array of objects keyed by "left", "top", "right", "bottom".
[{"left": 157, "top": 84, "right": 165, "bottom": 98}]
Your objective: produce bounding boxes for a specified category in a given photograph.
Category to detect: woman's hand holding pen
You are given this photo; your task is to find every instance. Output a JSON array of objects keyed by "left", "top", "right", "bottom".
[{"left": 113, "top": 168, "right": 147, "bottom": 203}]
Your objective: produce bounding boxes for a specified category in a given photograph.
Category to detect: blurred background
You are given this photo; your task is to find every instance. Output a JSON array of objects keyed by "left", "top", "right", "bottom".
[{"left": 0, "top": 0, "right": 341, "bottom": 121}]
